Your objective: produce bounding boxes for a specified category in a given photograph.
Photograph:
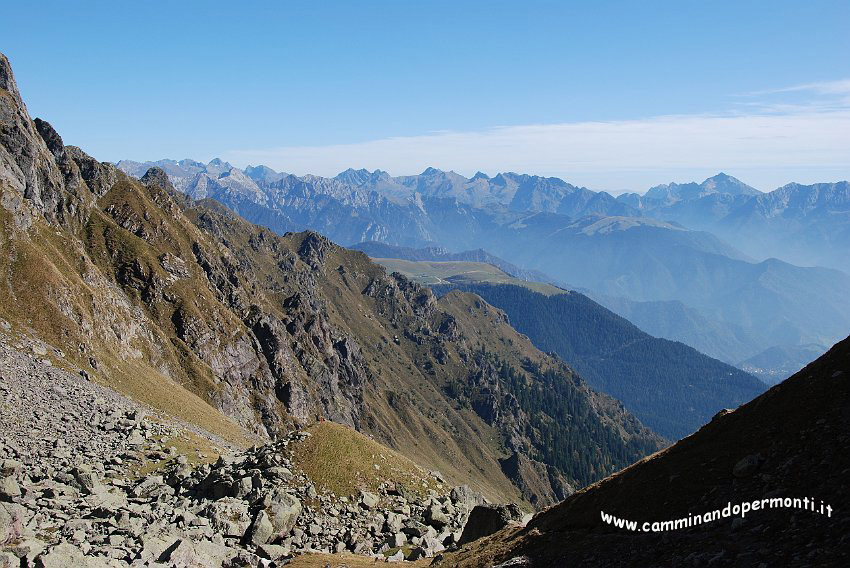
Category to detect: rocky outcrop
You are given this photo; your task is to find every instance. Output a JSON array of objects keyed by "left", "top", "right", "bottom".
[
  {"left": 139, "top": 166, "right": 174, "bottom": 193},
  {"left": 457, "top": 504, "right": 524, "bottom": 546}
]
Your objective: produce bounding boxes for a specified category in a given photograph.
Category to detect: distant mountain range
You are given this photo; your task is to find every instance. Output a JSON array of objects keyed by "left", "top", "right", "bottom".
[
  {"left": 116, "top": 159, "right": 850, "bottom": 381},
  {"left": 119, "top": 160, "right": 850, "bottom": 271},
  {"left": 355, "top": 242, "right": 826, "bottom": 385}
]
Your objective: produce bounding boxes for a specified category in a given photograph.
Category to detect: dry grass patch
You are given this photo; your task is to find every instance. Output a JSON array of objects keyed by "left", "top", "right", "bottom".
[
  {"left": 286, "top": 551, "right": 429, "bottom": 568},
  {"left": 290, "top": 421, "right": 439, "bottom": 498}
]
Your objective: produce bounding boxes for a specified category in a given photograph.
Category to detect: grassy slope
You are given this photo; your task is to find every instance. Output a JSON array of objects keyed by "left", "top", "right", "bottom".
[
  {"left": 372, "top": 257, "right": 565, "bottom": 296},
  {"left": 290, "top": 422, "right": 440, "bottom": 498}
]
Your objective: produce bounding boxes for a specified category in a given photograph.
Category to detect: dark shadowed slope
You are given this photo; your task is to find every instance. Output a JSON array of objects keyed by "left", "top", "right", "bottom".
[{"left": 445, "top": 334, "right": 850, "bottom": 567}]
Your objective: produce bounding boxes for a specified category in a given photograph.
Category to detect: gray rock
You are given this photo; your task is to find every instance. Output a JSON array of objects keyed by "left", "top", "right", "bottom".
[
  {"left": 422, "top": 535, "right": 445, "bottom": 557},
  {"left": 0, "top": 477, "right": 21, "bottom": 501},
  {"left": 426, "top": 504, "right": 450, "bottom": 529},
  {"left": 0, "top": 460, "right": 21, "bottom": 477},
  {"left": 458, "top": 503, "right": 523, "bottom": 545},
  {"left": 359, "top": 490, "right": 379, "bottom": 509},
  {"left": 204, "top": 498, "right": 251, "bottom": 537},
  {"left": 158, "top": 538, "right": 196, "bottom": 567},
  {"left": 494, "top": 556, "right": 532, "bottom": 567},
  {"left": 266, "top": 490, "right": 301, "bottom": 536},
  {"left": 34, "top": 543, "right": 89, "bottom": 568},
  {"left": 0, "top": 551, "right": 18, "bottom": 568},
  {"left": 257, "top": 543, "right": 290, "bottom": 561},
  {"left": 385, "top": 511, "right": 405, "bottom": 533},
  {"left": 389, "top": 531, "right": 406, "bottom": 548},
  {"left": 733, "top": 454, "right": 761, "bottom": 478},
  {"left": 132, "top": 475, "right": 172, "bottom": 499},
  {"left": 71, "top": 465, "right": 102, "bottom": 494},
  {"left": 246, "top": 510, "right": 274, "bottom": 546},
  {"left": 8, "top": 537, "right": 46, "bottom": 565},
  {"left": 0, "top": 502, "right": 23, "bottom": 545},
  {"left": 450, "top": 484, "right": 486, "bottom": 515}
]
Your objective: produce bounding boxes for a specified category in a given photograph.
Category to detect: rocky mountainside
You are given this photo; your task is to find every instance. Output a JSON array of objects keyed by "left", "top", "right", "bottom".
[
  {"left": 443, "top": 333, "right": 850, "bottom": 567},
  {"left": 354, "top": 250, "right": 767, "bottom": 439},
  {"left": 0, "top": 50, "right": 665, "bottom": 522}
]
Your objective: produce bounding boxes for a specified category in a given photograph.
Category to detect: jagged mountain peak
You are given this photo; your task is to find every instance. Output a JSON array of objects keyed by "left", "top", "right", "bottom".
[
  {"left": 140, "top": 166, "right": 174, "bottom": 192},
  {"left": 701, "top": 172, "right": 760, "bottom": 196},
  {"left": 244, "top": 164, "right": 287, "bottom": 184},
  {"left": 645, "top": 173, "right": 759, "bottom": 202},
  {"left": 333, "top": 167, "right": 376, "bottom": 186},
  {"left": 0, "top": 52, "right": 22, "bottom": 105}
]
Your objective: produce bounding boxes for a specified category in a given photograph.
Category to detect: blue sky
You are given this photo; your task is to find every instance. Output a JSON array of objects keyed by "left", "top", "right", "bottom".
[{"left": 4, "top": 0, "right": 849, "bottom": 191}]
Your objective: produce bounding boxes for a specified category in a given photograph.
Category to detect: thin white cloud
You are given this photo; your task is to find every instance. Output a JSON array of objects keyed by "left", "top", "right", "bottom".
[
  {"left": 743, "top": 78, "right": 850, "bottom": 96},
  {"left": 224, "top": 84, "right": 850, "bottom": 193}
]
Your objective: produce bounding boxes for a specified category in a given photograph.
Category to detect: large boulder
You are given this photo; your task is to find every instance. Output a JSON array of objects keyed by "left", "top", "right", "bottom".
[
  {"left": 425, "top": 503, "right": 450, "bottom": 529},
  {"left": 0, "top": 502, "right": 23, "bottom": 545},
  {"left": 203, "top": 497, "right": 251, "bottom": 537},
  {"left": 450, "top": 484, "right": 486, "bottom": 517},
  {"left": 458, "top": 503, "right": 523, "bottom": 545},
  {"left": 71, "top": 465, "right": 103, "bottom": 495},
  {"left": 266, "top": 490, "right": 301, "bottom": 538},
  {"left": 158, "top": 538, "right": 196, "bottom": 567},
  {"left": 34, "top": 543, "right": 101, "bottom": 568},
  {"left": 359, "top": 490, "right": 379, "bottom": 509},
  {"left": 245, "top": 510, "right": 274, "bottom": 546},
  {"left": 0, "top": 477, "right": 20, "bottom": 501}
]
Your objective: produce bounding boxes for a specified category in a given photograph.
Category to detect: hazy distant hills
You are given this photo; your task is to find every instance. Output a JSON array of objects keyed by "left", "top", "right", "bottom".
[
  {"left": 619, "top": 173, "right": 850, "bottom": 270},
  {"left": 355, "top": 241, "right": 822, "bottom": 385},
  {"left": 116, "top": 159, "right": 850, "bottom": 381}
]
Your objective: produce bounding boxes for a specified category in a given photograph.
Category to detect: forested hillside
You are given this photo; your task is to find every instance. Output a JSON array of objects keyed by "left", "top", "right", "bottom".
[{"left": 433, "top": 283, "right": 766, "bottom": 439}]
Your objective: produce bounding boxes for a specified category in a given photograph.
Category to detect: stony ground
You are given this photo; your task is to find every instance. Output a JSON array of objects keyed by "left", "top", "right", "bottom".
[{"left": 0, "top": 327, "right": 524, "bottom": 567}]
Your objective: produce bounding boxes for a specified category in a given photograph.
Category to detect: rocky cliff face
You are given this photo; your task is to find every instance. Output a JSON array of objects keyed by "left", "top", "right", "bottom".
[{"left": 0, "top": 51, "right": 663, "bottom": 509}]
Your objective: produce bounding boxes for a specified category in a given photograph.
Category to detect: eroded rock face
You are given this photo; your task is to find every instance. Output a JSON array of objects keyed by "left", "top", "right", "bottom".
[{"left": 499, "top": 452, "right": 573, "bottom": 508}]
